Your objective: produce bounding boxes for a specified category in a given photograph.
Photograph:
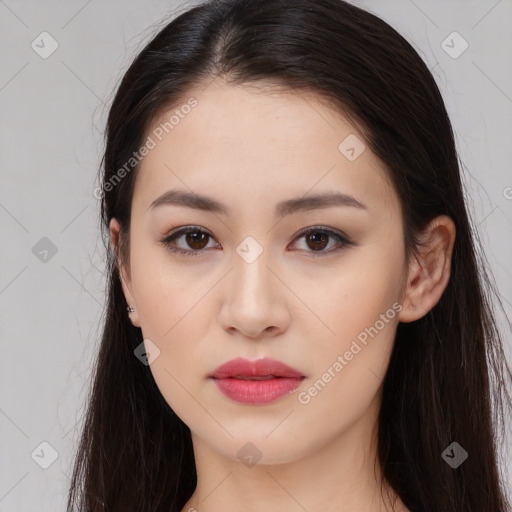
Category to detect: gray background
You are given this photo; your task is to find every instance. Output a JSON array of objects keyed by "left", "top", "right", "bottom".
[{"left": 1, "top": 0, "right": 511, "bottom": 510}]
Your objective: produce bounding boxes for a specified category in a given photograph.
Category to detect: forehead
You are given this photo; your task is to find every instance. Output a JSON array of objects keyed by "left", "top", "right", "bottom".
[{"left": 132, "top": 78, "right": 399, "bottom": 219}]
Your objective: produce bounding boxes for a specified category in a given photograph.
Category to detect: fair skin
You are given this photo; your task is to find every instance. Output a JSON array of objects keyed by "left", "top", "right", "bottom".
[{"left": 109, "top": 77, "right": 455, "bottom": 512}]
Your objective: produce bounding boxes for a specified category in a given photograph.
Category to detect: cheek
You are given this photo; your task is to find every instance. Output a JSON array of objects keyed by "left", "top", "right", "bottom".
[
  {"left": 129, "top": 249, "right": 217, "bottom": 418},
  {"left": 299, "top": 246, "right": 404, "bottom": 402},
  {"left": 297, "top": 313, "right": 398, "bottom": 431},
  {"left": 134, "top": 276, "right": 213, "bottom": 378},
  {"left": 130, "top": 236, "right": 213, "bottom": 338},
  {"left": 148, "top": 354, "right": 213, "bottom": 433},
  {"left": 306, "top": 256, "right": 403, "bottom": 345},
  {"left": 135, "top": 278, "right": 213, "bottom": 426}
]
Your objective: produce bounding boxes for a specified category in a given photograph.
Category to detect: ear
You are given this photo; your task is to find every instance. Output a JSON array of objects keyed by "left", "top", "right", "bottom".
[
  {"left": 109, "top": 218, "right": 141, "bottom": 328},
  {"left": 398, "top": 215, "right": 456, "bottom": 323}
]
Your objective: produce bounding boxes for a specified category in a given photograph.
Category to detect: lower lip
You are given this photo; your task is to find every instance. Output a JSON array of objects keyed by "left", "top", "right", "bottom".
[{"left": 211, "top": 377, "right": 304, "bottom": 404}]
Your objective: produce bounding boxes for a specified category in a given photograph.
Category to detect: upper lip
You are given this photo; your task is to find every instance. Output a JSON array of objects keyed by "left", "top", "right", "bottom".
[{"left": 210, "top": 357, "right": 305, "bottom": 379}]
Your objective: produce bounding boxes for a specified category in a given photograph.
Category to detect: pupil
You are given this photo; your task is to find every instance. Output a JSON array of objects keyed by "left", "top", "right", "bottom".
[
  {"left": 187, "top": 232, "right": 208, "bottom": 249},
  {"left": 308, "top": 232, "right": 328, "bottom": 250}
]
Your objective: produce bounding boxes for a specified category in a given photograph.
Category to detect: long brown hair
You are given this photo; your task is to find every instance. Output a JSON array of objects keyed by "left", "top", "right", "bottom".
[{"left": 67, "top": 0, "right": 512, "bottom": 510}]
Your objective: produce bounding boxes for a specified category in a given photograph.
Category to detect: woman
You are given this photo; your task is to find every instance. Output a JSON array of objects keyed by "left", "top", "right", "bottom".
[{"left": 67, "top": 0, "right": 512, "bottom": 510}]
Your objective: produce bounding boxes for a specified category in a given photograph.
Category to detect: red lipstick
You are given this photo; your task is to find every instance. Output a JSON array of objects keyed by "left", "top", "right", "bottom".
[{"left": 209, "top": 357, "right": 305, "bottom": 404}]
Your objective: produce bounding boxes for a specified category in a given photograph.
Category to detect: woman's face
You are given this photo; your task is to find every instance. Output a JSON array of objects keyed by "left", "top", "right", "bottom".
[{"left": 112, "top": 78, "right": 411, "bottom": 464}]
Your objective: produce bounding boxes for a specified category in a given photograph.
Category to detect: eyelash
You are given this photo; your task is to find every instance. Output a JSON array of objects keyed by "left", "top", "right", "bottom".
[{"left": 159, "top": 225, "right": 353, "bottom": 258}]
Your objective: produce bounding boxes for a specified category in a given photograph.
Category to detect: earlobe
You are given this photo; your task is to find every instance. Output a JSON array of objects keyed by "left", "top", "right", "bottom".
[
  {"left": 109, "top": 218, "right": 141, "bottom": 328},
  {"left": 398, "top": 215, "right": 456, "bottom": 323}
]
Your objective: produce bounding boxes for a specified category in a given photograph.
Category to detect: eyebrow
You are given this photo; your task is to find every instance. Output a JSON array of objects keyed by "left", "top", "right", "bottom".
[{"left": 147, "top": 189, "right": 368, "bottom": 217}]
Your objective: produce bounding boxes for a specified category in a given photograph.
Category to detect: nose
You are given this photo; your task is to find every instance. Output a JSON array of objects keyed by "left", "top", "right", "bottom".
[{"left": 218, "top": 248, "right": 291, "bottom": 340}]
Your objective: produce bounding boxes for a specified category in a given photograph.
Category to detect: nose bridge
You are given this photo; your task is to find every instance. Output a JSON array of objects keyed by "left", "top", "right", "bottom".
[
  {"left": 232, "top": 234, "right": 274, "bottom": 302},
  {"left": 218, "top": 233, "right": 289, "bottom": 338}
]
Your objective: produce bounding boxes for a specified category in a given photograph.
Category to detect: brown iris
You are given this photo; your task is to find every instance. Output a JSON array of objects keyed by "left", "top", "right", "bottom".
[
  {"left": 305, "top": 232, "right": 329, "bottom": 251},
  {"left": 185, "top": 231, "right": 210, "bottom": 250}
]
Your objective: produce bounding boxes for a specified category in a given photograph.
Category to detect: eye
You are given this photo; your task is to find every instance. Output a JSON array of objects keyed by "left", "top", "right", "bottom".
[
  {"left": 160, "top": 225, "right": 353, "bottom": 257},
  {"left": 288, "top": 226, "right": 353, "bottom": 257},
  {"left": 160, "top": 226, "right": 218, "bottom": 257}
]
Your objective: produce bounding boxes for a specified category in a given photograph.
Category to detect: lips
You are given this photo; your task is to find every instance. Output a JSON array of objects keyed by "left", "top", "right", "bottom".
[
  {"left": 209, "top": 357, "right": 305, "bottom": 404},
  {"left": 209, "top": 357, "right": 304, "bottom": 379}
]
